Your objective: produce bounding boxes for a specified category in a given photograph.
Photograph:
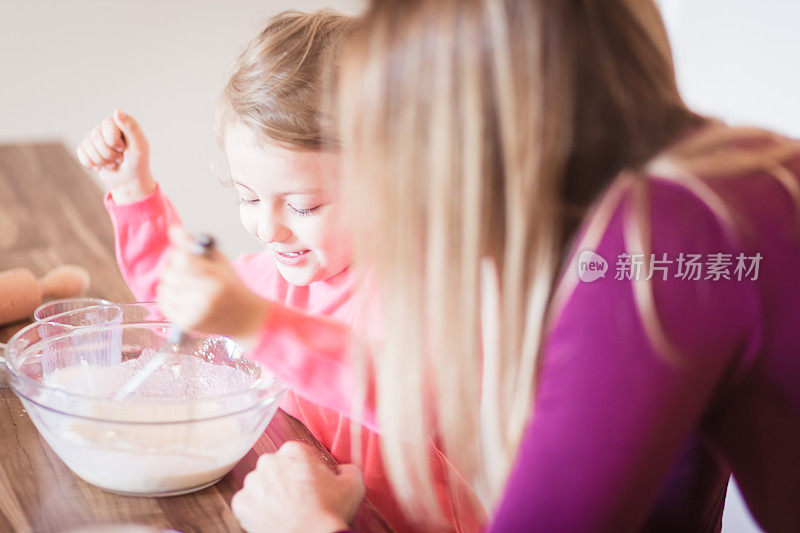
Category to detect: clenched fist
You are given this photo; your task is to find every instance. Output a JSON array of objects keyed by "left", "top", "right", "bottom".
[
  {"left": 76, "top": 109, "right": 157, "bottom": 204},
  {"left": 157, "top": 227, "right": 272, "bottom": 347},
  {"left": 232, "top": 442, "right": 364, "bottom": 533}
]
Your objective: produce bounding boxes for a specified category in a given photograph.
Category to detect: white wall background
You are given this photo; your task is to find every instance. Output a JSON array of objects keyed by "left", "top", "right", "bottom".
[
  {"left": 2, "top": 1, "right": 795, "bottom": 531},
  {"left": 662, "top": 0, "right": 800, "bottom": 139}
]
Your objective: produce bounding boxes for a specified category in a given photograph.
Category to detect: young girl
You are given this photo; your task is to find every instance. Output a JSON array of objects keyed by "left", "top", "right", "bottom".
[
  {"left": 226, "top": 1, "right": 800, "bottom": 532},
  {"left": 76, "top": 10, "right": 482, "bottom": 533}
]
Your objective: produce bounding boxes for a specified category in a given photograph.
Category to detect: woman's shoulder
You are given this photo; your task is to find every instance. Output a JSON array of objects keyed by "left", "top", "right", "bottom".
[
  {"left": 642, "top": 128, "right": 800, "bottom": 275},
  {"left": 556, "top": 162, "right": 767, "bottom": 368},
  {"left": 595, "top": 127, "right": 800, "bottom": 360},
  {"left": 643, "top": 125, "right": 800, "bottom": 236}
]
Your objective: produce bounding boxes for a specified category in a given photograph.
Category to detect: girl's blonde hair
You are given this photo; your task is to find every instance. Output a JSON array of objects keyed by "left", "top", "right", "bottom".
[
  {"left": 338, "top": 0, "right": 799, "bottom": 521},
  {"left": 216, "top": 9, "right": 354, "bottom": 150}
]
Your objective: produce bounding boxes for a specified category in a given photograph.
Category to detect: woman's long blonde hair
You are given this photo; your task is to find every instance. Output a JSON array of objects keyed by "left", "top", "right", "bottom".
[{"left": 338, "top": 0, "right": 800, "bottom": 522}]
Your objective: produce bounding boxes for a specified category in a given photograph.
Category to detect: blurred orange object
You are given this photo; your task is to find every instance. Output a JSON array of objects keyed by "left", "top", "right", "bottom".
[{"left": 0, "top": 265, "right": 90, "bottom": 325}]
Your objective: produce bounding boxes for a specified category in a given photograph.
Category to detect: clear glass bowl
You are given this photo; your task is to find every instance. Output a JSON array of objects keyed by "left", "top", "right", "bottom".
[
  {"left": 4, "top": 302, "right": 286, "bottom": 496},
  {"left": 33, "top": 297, "right": 117, "bottom": 321}
]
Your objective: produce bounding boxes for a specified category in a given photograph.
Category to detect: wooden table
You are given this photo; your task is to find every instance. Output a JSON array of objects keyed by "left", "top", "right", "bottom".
[{"left": 0, "top": 143, "right": 391, "bottom": 533}]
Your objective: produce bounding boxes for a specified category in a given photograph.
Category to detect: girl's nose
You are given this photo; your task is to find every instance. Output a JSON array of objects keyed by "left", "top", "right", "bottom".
[{"left": 258, "top": 207, "right": 291, "bottom": 243}]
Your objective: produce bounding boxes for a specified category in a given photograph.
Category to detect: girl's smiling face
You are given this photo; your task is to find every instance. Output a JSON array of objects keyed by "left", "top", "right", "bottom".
[{"left": 225, "top": 124, "right": 351, "bottom": 286}]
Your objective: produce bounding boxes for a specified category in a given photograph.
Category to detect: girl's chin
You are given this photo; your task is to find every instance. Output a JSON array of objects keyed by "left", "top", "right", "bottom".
[{"left": 276, "top": 262, "right": 319, "bottom": 286}]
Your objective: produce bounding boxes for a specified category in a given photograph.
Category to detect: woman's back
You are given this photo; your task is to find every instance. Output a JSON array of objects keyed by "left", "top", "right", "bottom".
[{"left": 489, "top": 129, "right": 800, "bottom": 532}]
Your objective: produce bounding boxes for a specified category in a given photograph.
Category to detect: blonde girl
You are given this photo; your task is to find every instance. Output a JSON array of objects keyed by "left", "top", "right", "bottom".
[{"left": 78, "top": 9, "right": 482, "bottom": 533}]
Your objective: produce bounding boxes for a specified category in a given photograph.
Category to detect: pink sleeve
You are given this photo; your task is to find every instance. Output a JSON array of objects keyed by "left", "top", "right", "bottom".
[
  {"left": 248, "top": 304, "right": 379, "bottom": 431},
  {"left": 104, "top": 185, "right": 181, "bottom": 301}
]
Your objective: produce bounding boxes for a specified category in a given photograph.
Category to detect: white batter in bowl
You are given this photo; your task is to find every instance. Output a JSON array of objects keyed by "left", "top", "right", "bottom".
[{"left": 5, "top": 302, "right": 286, "bottom": 496}]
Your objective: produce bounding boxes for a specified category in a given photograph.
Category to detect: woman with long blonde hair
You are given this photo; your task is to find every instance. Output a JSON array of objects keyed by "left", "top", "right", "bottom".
[{"left": 229, "top": 0, "right": 800, "bottom": 531}]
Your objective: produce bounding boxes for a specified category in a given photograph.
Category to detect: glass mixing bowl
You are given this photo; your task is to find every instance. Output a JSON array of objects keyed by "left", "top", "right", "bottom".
[{"left": 3, "top": 302, "right": 286, "bottom": 496}]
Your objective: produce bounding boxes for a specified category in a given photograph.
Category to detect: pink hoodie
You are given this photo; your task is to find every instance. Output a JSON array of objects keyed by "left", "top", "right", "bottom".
[{"left": 104, "top": 186, "right": 483, "bottom": 533}]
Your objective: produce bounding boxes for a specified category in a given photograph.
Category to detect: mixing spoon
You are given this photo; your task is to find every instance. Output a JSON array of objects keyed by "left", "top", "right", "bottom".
[{"left": 113, "top": 233, "right": 216, "bottom": 401}]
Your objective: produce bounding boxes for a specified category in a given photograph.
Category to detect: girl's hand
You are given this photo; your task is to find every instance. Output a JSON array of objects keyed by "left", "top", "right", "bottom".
[
  {"left": 231, "top": 442, "right": 364, "bottom": 533},
  {"left": 157, "top": 227, "right": 271, "bottom": 345},
  {"left": 76, "top": 109, "right": 157, "bottom": 204}
]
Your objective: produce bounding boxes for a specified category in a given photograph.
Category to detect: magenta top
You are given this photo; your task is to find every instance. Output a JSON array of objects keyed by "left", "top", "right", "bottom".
[{"left": 489, "top": 149, "right": 800, "bottom": 532}]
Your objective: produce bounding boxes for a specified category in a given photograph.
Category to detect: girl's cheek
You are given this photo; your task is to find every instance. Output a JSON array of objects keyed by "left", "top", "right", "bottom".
[
  {"left": 314, "top": 220, "right": 350, "bottom": 252},
  {"left": 286, "top": 216, "right": 321, "bottom": 247},
  {"left": 319, "top": 218, "right": 353, "bottom": 258},
  {"left": 239, "top": 209, "right": 259, "bottom": 239}
]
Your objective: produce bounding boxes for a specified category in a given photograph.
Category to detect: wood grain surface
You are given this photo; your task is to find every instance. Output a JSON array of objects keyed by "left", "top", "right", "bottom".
[{"left": 0, "top": 142, "right": 392, "bottom": 533}]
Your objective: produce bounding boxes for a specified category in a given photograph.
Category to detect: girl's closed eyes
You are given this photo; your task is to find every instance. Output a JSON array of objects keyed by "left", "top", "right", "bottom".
[
  {"left": 235, "top": 195, "right": 323, "bottom": 216},
  {"left": 288, "top": 204, "right": 321, "bottom": 216},
  {"left": 234, "top": 179, "right": 323, "bottom": 215}
]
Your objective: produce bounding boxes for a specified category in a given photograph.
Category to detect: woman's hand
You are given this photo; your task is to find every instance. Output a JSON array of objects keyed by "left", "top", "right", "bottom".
[
  {"left": 157, "top": 227, "right": 271, "bottom": 346},
  {"left": 76, "top": 109, "right": 157, "bottom": 204},
  {"left": 231, "top": 442, "right": 364, "bottom": 533}
]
